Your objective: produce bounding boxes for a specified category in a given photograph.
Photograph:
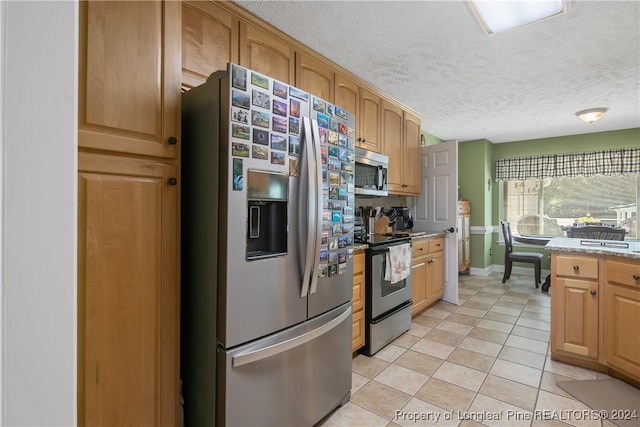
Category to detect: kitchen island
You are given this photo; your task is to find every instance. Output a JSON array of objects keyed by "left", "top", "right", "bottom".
[{"left": 546, "top": 237, "right": 640, "bottom": 387}]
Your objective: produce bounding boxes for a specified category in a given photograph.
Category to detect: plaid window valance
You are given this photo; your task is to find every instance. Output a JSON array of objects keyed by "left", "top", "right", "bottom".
[{"left": 495, "top": 147, "right": 640, "bottom": 180}]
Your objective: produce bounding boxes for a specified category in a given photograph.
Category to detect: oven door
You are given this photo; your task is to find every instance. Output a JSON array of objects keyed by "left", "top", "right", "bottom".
[{"left": 368, "top": 244, "right": 412, "bottom": 319}]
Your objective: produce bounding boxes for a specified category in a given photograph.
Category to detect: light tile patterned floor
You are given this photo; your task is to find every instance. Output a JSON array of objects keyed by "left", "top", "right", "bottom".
[{"left": 321, "top": 272, "right": 622, "bottom": 427}]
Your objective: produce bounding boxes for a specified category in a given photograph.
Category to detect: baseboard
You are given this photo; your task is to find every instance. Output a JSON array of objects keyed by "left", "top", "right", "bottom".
[{"left": 466, "top": 264, "right": 550, "bottom": 278}]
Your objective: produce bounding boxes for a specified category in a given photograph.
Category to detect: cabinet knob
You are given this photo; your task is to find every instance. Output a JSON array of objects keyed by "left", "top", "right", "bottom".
[
  {"left": 573, "top": 265, "right": 580, "bottom": 271},
  {"left": 590, "top": 290, "right": 597, "bottom": 296},
  {"left": 168, "top": 177, "right": 177, "bottom": 186},
  {"left": 168, "top": 136, "right": 177, "bottom": 145},
  {"left": 633, "top": 274, "right": 640, "bottom": 280}
]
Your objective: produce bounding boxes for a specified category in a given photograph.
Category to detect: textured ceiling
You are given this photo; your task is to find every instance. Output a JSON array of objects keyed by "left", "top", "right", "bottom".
[{"left": 234, "top": 0, "right": 640, "bottom": 143}]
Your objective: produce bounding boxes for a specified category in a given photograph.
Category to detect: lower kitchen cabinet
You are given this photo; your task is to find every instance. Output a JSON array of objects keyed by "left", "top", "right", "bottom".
[
  {"left": 352, "top": 250, "right": 365, "bottom": 352},
  {"left": 78, "top": 151, "right": 179, "bottom": 426},
  {"left": 550, "top": 251, "right": 640, "bottom": 385},
  {"left": 604, "top": 258, "right": 640, "bottom": 380},
  {"left": 552, "top": 254, "right": 600, "bottom": 359},
  {"left": 411, "top": 236, "right": 445, "bottom": 316}
]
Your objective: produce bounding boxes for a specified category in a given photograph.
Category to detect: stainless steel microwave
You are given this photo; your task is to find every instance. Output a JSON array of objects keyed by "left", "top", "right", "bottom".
[{"left": 354, "top": 147, "right": 388, "bottom": 196}]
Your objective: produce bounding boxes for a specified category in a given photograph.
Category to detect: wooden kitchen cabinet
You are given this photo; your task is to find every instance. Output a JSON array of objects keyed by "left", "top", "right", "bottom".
[
  {"left": 402, "top": 110, "right": 421, "bottom": 194},
  {"left": 181, "top": 1, "right": 238, "bottom": 90},
  {"left": 604, "top": 258, "right": 640, "bottom": 380},
  {"left": 358, "top": 87, "right": 382, "bottom": 152},
  {"left": 296, "top": 52, "right": 334, "bottom": 102},
  {"left": 550, "top": 251, "right": 640, "bottom": 385},
  {"left": 552, "top": 254, "right": 600, "bottom": 359},
  {"left": 78, "top": 151, "right": 179, "bottom": 426},
  {"left": 382, "top": 100, "right": 421, "bottom": 195},
  {"left": 78, "top": 0, "right": 180, "bottom": 159},
  {"left": 383, "top": 100, "right": 404, "bottom": 193},
  {"left": 334, "top": 73, "right": 360, "bottom": 123},
  {"left": 457, "top": 201, "right": 471, "bottom": 273},
  {"left": 352, "top": 250, "right": 365, "bottom": 352},
  {"left": 239, "top": 21, "right": 295, "bottom": 84},
  {"left": 78, "top": 1, "right": 181, "bottom": 424},
  {"left": 411, "top": 237, "right": 445, "bottom": 316}
]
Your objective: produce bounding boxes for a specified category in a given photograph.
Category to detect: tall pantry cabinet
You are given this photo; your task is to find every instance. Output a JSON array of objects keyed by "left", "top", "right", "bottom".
[{"left": 77, "top": 1, "right": 181, "bottom": 425}]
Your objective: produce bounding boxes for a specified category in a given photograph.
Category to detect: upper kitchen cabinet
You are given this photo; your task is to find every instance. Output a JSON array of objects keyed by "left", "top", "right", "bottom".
[
  {"left": 182, "top": 1, "right": 238, "bottom": 90},
  {"left": 334, "top": 73, "right": 360, "bottom": 123},
  {"left": 382, "top": 99, "right": 421, "bottom": 196},
  {"left": 358, "top": 87, "right": 382, "bottom": 153},
  {"left": 239, "top": 22, "right": 295, "bottom": 84},
  {"left": 296, "top": 52, "right": 334, "bottom": 102},
  {"left": 78, "top": 0, "right": 180, "bottom": 159},
  {"left": 402, "top": 111, "right": 421, "bottom": 194}
]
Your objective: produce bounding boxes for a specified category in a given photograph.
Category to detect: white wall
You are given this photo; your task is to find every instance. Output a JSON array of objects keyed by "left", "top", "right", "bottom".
[{"left": 2, "top": 1, "right": 77, "bottom": 425}]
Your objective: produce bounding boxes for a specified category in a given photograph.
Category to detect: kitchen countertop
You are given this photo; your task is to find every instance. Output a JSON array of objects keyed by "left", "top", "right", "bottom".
[
  {"left": 410, "top": 231, "right": 446, "bottom": 240},
  {"left": 352, "top": 231, "right": 445, "bottom": 251},
  {"left": 545, "top": 237, "right": 640, "bottom": 260}
]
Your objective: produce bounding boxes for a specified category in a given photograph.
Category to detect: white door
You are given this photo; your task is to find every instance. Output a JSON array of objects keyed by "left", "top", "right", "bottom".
[{"left": 414, "top": 140, "right": 459, "bottom": 304}]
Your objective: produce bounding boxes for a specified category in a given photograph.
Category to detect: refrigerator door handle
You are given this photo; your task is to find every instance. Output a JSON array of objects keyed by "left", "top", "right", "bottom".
[
  {"left": 232, "top": 306, "right": 351, "bottom": 367},
  {"left": 299, "top": 117, "right": 316, "bottom": 298},
  {"left": 308, "top": 119, "right": 323, "bottom": 295}
]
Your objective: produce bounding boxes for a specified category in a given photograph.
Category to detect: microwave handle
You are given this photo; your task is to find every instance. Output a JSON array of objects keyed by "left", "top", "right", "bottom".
[{"left": 376, "top": 165, "right": 384, "bottom": 188}]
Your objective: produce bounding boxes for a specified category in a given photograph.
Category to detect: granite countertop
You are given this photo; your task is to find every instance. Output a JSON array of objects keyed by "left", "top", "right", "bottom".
[
  {"left": 410, "top": 231, "right": 446, "bottom": 240},
  {"left": 545, "top": 237, "right": 640, "bottom": 260}
]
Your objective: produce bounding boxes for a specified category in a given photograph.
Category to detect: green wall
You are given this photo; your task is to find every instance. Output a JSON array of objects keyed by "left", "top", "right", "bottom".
[{"left": 458, "top": 128, "right": 640, "bottom": 272}]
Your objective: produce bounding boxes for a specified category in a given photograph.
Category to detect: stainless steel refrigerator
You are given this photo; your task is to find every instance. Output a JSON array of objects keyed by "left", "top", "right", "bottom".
[{"left": 181, "top": 63, "right": 356, "bottom": 426}]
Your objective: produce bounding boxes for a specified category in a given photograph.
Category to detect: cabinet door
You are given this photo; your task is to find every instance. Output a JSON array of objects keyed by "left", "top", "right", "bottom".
[
  {"left": 182, "top": 1, "right": 238, "bottom": 90},
  {"left": 296, "top": 52, "right": 334, "bottom": 101},
  {"left": 359, "top": 87, "right": 381, "bottom": 152},
  {"left": 554, "top": 277, "right": 599, "bottom": 358},
  {"left": 411, "top": 258, "right": 428, "bottom": 316},
  {"left": 239, "top": 22, "right": 294, "bottom": 84},
  {"left": 78, "top": 152, "right": 178, "bottom": 426},
  {"left": 604, "top": 284, "right": 640, "bottom": 380},
  {"left": 79, "top": 1, "right": 179, "bottom": 159},
  {"left": 334, "top": 73, "right": 360, "bottom": 123},
  {"left": 381, "top": 100, "right": 404, "bottom": 193},
  {"left": 403, "top": 111, "right": 421, "bottom": 195},
  {"left": 352, "top": 309, "right": 365, "bottom": 352},
  {"left": 427, "top": 251, "right": 445, "bottom": 304}
]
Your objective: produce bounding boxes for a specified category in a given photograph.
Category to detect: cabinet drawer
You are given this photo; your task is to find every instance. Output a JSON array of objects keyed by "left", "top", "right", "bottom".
[
  {"left": 429, "top": 237, "right": 444, "bottom": 253},
  {"left": 556, "top": 255, "right": 598, "bottom": 279},
  {"left": 457, "top": 202, "right": 470, "bottom": 214},
  {"left": 606, "top": 258, "right": 640, "bottom": 289},
  {"left": 412, "top": 239, "right": 430, "bottom": 258}
]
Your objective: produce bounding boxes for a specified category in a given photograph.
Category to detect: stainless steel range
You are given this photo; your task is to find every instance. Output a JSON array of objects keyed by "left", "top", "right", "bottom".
[{"left": 359, "top": 234, "right": 413, "bottom": 356}]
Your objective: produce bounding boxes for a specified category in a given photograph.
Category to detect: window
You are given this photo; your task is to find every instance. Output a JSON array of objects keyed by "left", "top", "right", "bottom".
[
  {"left": 501, "top": 175, "right": 639, "bottom": 239},
  {"left": 496, "top": 148, "right": 640, "bottom": 240}
]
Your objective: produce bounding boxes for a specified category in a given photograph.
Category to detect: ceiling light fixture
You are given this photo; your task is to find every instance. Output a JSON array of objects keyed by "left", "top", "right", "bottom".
[
  {"left": 469, "top": 0, "right": 566, "bottom": 35},
  {"left": 575, "top": 107, "right": 609, "bottom": 124}
]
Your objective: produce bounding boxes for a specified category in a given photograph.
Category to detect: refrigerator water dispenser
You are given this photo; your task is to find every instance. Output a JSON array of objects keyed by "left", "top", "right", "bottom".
[{"left": 246, "top": 169, "right": 288, "bottom": 260}]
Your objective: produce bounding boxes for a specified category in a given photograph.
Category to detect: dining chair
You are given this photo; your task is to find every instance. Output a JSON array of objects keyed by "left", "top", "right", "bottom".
[
  {"left": 501, "top": 221, "right": 543, "bottom": 288},
  {"left": 566, "top": 226, "right": 625, "bottom": 240}
]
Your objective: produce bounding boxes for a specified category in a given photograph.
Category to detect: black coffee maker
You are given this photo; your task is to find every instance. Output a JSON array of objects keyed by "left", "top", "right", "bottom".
[{"left": 388, "top": 207, "right": 413, "bottom": 232}]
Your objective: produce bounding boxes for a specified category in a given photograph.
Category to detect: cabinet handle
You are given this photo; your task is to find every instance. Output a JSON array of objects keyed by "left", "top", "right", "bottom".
[
  {"left": 590, "top": 290, "right": 597, "bottom": 296},
  {"left": 168, "top": 177, "right": 177, "bottom": 186},
  {"left": 573, "top": 265, "right": 580, "bottom": 271},
  {"left": 168, "top": 136, "right": 177, "bottom": 145},
  {"left": 633, "top": 274, "right": 640, "bottom": 280}
]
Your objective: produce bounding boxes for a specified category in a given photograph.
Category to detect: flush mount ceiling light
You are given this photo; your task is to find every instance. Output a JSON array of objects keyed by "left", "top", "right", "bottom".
[
  {"left": 575, "top": 107, "right": 609, "bottom": 124},
  {"left": 469, "top": 0, "right": 566, "bottom": 35}
]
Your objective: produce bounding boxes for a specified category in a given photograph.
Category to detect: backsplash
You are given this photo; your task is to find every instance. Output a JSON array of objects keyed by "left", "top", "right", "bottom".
[{"left": 355, "top": 195, "right": 416, "bottom": 215}]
